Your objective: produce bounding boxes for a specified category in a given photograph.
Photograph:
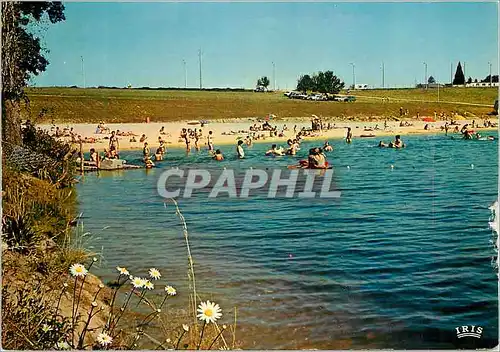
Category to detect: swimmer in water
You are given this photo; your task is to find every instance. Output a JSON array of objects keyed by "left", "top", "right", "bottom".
[
  {"left": 377, "top": 141, "right": 388, "bottom": 148},
  {"left": 307, "top": 148, "right": 328, "bottom": 169},
  {"left": 323, "top": 141, "right": 333, "bottom": 152},
  {"left": 389, "top": 135, "right": 405, "bottom": 148},
  {"left": 266, "top": 144, "right": 284, "bottom": 156},
  {"left": 346, "top": 127, "right": 353, "bottom": 144},
  {"left": 286, "top": 139, "right": 297, "bottom": 155},
  {"left": 213, "top": 149, "right": 224, "bottom": 161},
  {"left": 237, "top": 140, "right": 245, "bottom": 159}
]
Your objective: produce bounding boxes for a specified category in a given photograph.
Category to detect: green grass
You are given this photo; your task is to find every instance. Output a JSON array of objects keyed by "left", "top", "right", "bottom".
[{"left": 25, "top": 86, "right": 498, "bottom": 124}]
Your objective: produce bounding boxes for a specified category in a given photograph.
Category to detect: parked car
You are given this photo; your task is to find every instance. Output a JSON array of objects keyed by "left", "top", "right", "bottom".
[
  {"left": 333, "top": 95, "right": 356, "bottom": 102},
  {"left": 254, "top": 85, "right": 267, "bottom": 92}
]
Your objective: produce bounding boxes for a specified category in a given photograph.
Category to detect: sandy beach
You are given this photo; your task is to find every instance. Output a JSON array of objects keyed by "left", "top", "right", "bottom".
[{"left": 39, "top": 118, "right": 496, "bottom": 154}]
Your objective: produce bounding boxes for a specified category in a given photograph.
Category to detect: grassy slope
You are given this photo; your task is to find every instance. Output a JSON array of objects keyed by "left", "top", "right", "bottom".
[{"left": 25, "top": 87, "right": 498, "bottom": 124}]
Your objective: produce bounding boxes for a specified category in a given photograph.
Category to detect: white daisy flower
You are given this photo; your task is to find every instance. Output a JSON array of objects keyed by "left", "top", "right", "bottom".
[
  {"left": 69, "top": 263, "right": 87, "bottom": 277},
  {"left": 165, "top": 286, "right": 177, "bottom": 296},
  {"left": 148, "top": 268, "right": 161, "bottom": 280},
  {"left": 182, "top": 324, "right": 189, "bottom": 332},
  {"left": 96, "top": 332, "right": 113, "bottom": 346},
  {"left": 55, "top": 341, "right": 70, "bottom": 350},
  {"left": 196, "top": 300, "right": 222, "bottom": 324},
  {"left": 131, "top": 277, "right": 144, "bottom": 288},
  {"left": 116, "top": 266, "right": 130, "bottom": 276},
  {"left": 144, "top": 280, "right": 154, "bottom": 290}
]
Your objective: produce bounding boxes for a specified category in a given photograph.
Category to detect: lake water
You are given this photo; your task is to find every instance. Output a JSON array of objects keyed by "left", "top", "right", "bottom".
[{"left": 76, "top": 133, "right": 498, "bottom": 349}]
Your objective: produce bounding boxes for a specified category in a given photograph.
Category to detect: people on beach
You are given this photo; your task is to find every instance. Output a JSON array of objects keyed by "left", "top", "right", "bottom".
[
  {"left": 181, "top": 128, "right": 190, "bottom": 152},
  {"left": 237, "top": 140, "right": 245, "bottom": 159},
  {"left": 213, "top": 149, "right": 224, "bottom": 161},
  {"left": 195, "top": 129, "right": 201, "bottom": 151},
  {"left": 109, "top": 131, "right": 119, "bottom": 151},
  {"left": 346, "top": 127, "right": 353, "bottom": 143},
  {"left": 140, "top": 134, "right": 147, "bottom": 143}
]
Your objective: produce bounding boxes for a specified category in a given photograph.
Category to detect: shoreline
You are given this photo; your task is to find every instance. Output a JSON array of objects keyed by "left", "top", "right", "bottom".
[{"left": 39, "top": 119, "right": 498, "bottom": 153}]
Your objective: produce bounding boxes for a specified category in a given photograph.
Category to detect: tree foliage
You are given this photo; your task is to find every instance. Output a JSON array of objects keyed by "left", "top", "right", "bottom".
[
  {"left": 296, "top": 71, "right": 344, "bottom": 93},
  {"left": 452, "top": 61, "right": 465, "bottom": 85},
  {"left": 1, "top": 2, "right": 65, "bottom": 147},
  {"left": 427, "top": 76, "right": 436, "bottom": 84},
  {"left": 257, "top": 76, "right": 270, "bottom": 88},
  {"left": 481, "top": 74, "right": 499, "bottom": 83},
  {"left": 467, "top": 77, "right": 473, "bottom": 84}
]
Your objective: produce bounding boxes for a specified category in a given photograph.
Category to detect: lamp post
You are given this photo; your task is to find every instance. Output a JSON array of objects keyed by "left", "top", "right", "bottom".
[
  {"left": 489, "top": 61, "right": 492, "bottom": 86},
  {"left": 81, "top": 56, "right": 86, "bottom": 88},
  {"left": 198, "top": 49, "right": 202, "bottom": 89},
  {"left": 423, "top": 62, "right": 428, "bottom": 89},
  {"left": 183, "top": 59, "right": 187, "bottom": 88},
  {"left": 272, "top": 61, "right": 276, "bottom": 91},
  {"left": 381, "top": 62, "right": 385, "bottom": 88},
  {"left": 350, "top": 62, "right": 355, "bottom": 89}
]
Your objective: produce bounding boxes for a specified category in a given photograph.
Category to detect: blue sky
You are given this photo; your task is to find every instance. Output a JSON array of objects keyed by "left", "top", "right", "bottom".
[{"left": 31, "top": 2, "right": 498, "bottom": 89}]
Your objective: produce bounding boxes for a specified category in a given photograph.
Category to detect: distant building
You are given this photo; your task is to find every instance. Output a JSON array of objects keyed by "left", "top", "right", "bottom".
[{"left": 464, "top": 82, "right": 499, "bottom": 88}]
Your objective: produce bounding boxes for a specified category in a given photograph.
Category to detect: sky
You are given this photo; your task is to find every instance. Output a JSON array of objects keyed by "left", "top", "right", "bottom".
[{"left": 30, "top": 2, "right": 499, "bottom": 90}]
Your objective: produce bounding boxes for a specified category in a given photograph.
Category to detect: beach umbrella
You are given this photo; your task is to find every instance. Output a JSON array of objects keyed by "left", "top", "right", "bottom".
[{"left": 423, "top": 117, "right": 435, "bottom": 122}]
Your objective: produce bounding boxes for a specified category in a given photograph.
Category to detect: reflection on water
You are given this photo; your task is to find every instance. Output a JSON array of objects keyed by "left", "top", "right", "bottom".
[{"left": 77, "top": 134, "right": 498, "bottom": 349}]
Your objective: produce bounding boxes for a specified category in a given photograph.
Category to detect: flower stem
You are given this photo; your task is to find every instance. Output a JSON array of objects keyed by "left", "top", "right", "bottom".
[
  {"left": 208, "top": 326, "right": 227, "bottom": 350},
  {"left": 110, "top": 287, "right": 135, "bottom": 333},
  {"left": 175, "top": 330, "right": 187, "bottom": 350},
  {"left": 197, "top": 321, "right": 206, "bottom": 350}
]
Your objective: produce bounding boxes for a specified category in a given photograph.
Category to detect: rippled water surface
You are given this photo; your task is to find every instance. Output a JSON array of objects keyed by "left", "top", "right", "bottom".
[{"left": 76, "top": 133, "right": 498, "bottom": 349}]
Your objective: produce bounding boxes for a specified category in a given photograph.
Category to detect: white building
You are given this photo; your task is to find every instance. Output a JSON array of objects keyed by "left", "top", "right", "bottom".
[{"left": 463, "top": 82, "right": 499, "bottom": 88}]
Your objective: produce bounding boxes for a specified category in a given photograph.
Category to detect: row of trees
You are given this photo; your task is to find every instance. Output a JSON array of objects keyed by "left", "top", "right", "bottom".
[
  {"left": 296, "top": 71, "right": 344, "bottom": 94},
  {"left": 452, "top": 61, "right": 498, "bottom": 85}
]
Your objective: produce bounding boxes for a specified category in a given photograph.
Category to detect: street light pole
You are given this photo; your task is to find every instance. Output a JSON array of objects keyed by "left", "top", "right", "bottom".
[
  {"left": 450, "top": 62, "right": 453, "bottom": 84},
  {"left": 272, "top": 61, "right": 276, "bottom": 91},
  {"left": 350, "top": 63, "right": 355, "bottom": 89},
  {"left": 489, "top": 61, "right": 492, "bottom": 86},
  {"left": 423, "top": 62, "right": 427, "bottom": 89},
  {"left": 183, "top": 59, "right": 187, "bottom": 88},
  {"left": 81, "top": 56, "right": 85, "bottom": 88},
  {"left": 381, "top": 62, "right": 385, "bottom": 88},
  {"left": 437, "top": 79, "right": 440, "bottom": 102},
  {"left": 198, "top": 49, "right": 202, "bottom": 90}
]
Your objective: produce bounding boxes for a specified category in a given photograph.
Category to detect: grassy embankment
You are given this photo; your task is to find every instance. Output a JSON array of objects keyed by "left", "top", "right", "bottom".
[
  {"left": 25, "top": 86, "right": 498, "bottom": 124},
  {"left": 2, "top": 126, "right": 236, "bottom": 349}
]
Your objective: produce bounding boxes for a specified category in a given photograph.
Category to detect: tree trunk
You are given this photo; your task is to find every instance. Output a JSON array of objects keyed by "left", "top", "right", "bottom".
[{"left": 2, "top": 99, "right": 22, "bottom": 153}]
